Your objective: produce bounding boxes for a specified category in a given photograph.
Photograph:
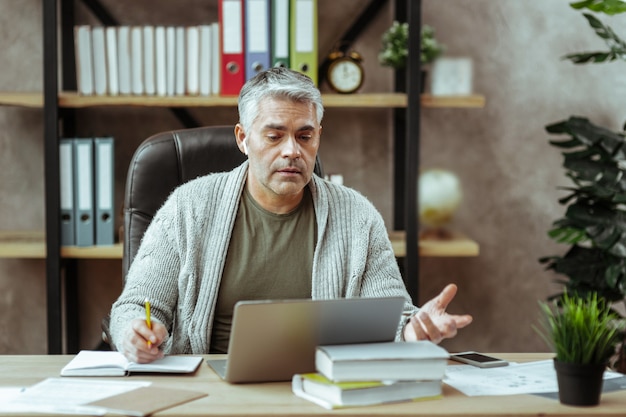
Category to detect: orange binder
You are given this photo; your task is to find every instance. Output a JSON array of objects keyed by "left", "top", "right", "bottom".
[{"left": 219, "top": 0, "right": 245, "bottom": 96}]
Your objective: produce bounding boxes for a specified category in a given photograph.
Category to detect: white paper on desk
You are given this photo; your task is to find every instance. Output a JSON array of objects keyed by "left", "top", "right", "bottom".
[
  {"left": 0, "top": 387, "right": 24, "bottom": 406},
  {"left": 444, "top": 360, "right": 623, "bottom": 396},
  {"left": 1, "top": 377, "right": 150, "bottom": 414}
]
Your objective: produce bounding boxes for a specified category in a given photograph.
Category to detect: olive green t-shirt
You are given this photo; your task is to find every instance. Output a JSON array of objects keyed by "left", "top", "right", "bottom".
[{"left": 209, "top": 187, "right": 316, "bottom": 353}]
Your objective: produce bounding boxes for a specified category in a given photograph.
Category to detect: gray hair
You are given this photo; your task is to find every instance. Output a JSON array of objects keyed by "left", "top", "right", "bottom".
[{"left": 237, "top": 67, "right": 324, "bottom": 132}]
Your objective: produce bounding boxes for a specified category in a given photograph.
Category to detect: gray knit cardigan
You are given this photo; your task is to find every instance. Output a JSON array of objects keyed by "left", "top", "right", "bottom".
[{"left": 110, "top": 161, "right": 417, "bottom": 353}]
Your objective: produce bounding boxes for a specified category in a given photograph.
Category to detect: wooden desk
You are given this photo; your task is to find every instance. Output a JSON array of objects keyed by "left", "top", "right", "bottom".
[{"left": 0, "top": 354, "right": 625, "bottom": 416}]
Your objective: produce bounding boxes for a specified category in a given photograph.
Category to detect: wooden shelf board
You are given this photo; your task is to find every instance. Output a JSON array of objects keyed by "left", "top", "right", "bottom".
[
  {"left": 0, "top": 230, "right": 46, "bottom": 258},
  {"left": 58, "top": 92, "right": 239, "bottom": 108},
  {"left": 0, "top": 92, "right": 484, "bottom": 110},
  {"left": 0, "top": 92, "right": 43, "bottom": 108},
  {"left": 1, "top": 230, "right": 477, "bottom": 259},
  {"left": 421, "top": 94, "right": 486, "bottom": 108},
  {"left": 323, "top": 93, "right": 407, "bottom": 107},
  {"left": 0, "top": 230, "right": 122, "bottom": 259},
  {"left": 61, "top": 243, "right": 123, "bottom": 258},
  {"left": 57, "top": 92, "right": 485, "bottom": 109},
  {"left": 389, "top": 230, "right": 479, "bottom": 257}
]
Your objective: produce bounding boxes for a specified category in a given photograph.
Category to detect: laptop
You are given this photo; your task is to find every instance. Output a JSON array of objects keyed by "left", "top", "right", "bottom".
[{"left": 206, "top": 296, "right": 405, "bottom": 383}]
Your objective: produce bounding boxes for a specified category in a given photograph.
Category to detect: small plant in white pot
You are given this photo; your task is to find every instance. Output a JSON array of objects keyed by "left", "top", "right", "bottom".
[
  {"left": 378, "top": 20, "right": 445, "bottom": 91},
  {"left": 535, "top": 292, "right": 625, "bottom": 406}
]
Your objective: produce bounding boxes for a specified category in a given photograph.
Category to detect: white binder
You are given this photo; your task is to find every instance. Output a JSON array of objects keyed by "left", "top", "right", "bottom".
[
  {"left": 210, "top": 22, "right": 221, "bottom": 96},
  {"left": 105, "top": 26, "right": 119, "bottom": 95},
  {"left": 166, "top": 26, "right": 177, "bottom": 96},
  {"left": 59, "top": 139, "right": 75, "bottom": 246},
  {"left": 94, "top": 137, "right": 115, "bottom": 246},
  {"left": 186, "top": 26, "right": 200, "bottom": 95},
  {"left": 199, "top": 25, "right": 213, "bottom": 96},
  {"left": 117, "top": 26, "right": 132, "bottom": 95},
  {"left": 74, "top": 25, "right": 94, "bottom": 95},
  {"left": 154, "top": 26, "right": 167, "bottom": 96},
  {"left": 175, "top": 26, "right": 186, "bottom": 95},
  {"left": 73, "top": 138, "right": 95, "bottom": 247},
  {"left": 130, "top": 26, "right": 144, "bottom": 95},
  {"left": 91, "top": 26, "right": 108, "bottom": 96},
  {"left": 143, "top": 26, "right": 156, "bottom": 96}
]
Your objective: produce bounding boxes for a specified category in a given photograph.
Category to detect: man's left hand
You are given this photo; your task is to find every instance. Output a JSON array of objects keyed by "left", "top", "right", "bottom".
[{"left": 403, "top": 283, "right": 473, "bottom": 344}]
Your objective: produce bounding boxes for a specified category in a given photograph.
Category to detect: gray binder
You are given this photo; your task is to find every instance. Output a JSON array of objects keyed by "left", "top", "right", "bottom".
[
  {"left": 59, "top": 138, "right": 75, "bottom": 246},
  {"left": 73, "top": 138, "right": 95, "bottom": 247},
  {"left": 94, "top": 137, "right": 115, "bottom": 245}
]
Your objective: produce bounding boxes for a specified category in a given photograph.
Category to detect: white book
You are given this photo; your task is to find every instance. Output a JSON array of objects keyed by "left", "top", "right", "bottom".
[
  {"left": 154, "top": 26, "right": 167, "bottom": 96},
  {"left": 211, "top": 22, "right": 221, "bottom": 95},
  {"left": 143, "top": 26, "right": 155, "bottom": 95},
  {"left": 91, "top": 26, "right": 107, "bottom": 95},
  {"left": 105, "top": 26, "right": 118, "bottom": 95},
  {"left": 186, "top": 26, "right": 199, "bottom": 95},
  {"left": 315, "top": 341, "right": 450, "bottom": 382},
  {"left": 117, "top": 26, "right": 131, "bottom": 94},
  {"left": 130, "top": 26, "right": 143, "bottom": 95},
  {"left": 165, "top": 26, "right": 176, "bottom": 96},
  {"left": 60, "top": 350, "right": 204, "bottom": 377},
  {"left": 175, "top": 26, "right": 186, "bottom": 95},
  {"left": 74, "top": 25, "right": 93, "bottom": 95},
  {"left": 198, "top": 25, "right": 212, "bottom": 96}
]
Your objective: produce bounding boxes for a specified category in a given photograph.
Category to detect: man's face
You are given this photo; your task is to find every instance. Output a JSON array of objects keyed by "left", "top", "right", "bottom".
[{"left": 236, "top": 96, "right": 321, "bottom": 213}]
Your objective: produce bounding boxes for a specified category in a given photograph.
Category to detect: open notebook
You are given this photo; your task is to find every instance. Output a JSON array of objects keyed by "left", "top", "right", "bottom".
[{"left": 61, "top": 350, "right": 203, "bottom": 377}]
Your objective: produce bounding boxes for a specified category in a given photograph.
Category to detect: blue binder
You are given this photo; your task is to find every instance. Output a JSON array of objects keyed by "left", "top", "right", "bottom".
[{"left": 245, "top": 0, "right": 271, "bottom": 80}]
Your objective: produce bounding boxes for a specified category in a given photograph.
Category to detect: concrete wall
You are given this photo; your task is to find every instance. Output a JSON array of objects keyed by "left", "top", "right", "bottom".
[{"left": 0, "top": 0, "right": 623, "bottom": 353}]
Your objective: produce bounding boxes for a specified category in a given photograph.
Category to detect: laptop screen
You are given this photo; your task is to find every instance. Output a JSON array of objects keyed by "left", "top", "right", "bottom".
[{"left": 208, "top": 296, "right": 406, "bottom": 383}]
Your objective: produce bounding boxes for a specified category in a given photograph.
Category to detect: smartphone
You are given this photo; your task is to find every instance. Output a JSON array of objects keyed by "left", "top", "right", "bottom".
[{"left": 450, "top": 352, "right": 509, "bottom": 368}]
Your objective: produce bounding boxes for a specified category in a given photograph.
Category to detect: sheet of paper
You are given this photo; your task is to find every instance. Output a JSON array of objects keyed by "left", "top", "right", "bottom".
[
  {"left": 444, "top": 360, "right": 623, "bottom": 396},
  {"left": 0, "top": 387, "right": 25, "bottom": 409},
  {"left": 0, "top": 378, "right": 150, "bottom": 414}
]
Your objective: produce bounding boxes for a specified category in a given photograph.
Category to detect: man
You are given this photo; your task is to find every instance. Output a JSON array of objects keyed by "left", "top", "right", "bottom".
[{"left": 109, "top": 68, "right": 472, "bottom": 363}]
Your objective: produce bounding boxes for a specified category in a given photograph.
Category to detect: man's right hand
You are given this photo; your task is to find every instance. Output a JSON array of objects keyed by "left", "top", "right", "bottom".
[{"left": 119, "top": 318, "right": 167, "bottom": 363}]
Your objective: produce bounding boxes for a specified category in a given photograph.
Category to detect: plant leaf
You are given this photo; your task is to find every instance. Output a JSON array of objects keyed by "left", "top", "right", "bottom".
[{"left": 570, "top": 0, "right": 626, "bottom": 15}]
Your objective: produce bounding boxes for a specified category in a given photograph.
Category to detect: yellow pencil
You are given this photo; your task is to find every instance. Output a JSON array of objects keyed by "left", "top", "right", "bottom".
[{"left": 144, "top": 298, "right": 152, "bottom": 348}]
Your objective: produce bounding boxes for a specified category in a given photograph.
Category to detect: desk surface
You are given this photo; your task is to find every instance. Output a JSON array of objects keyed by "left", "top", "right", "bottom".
[{"left": 0, "top": 353, "right": 624, "bottom": 417}]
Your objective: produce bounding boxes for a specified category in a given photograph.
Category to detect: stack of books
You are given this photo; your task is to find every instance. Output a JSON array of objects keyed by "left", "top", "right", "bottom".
[{"left": 292, "top": 340, "right": 450, "bottom": 409}]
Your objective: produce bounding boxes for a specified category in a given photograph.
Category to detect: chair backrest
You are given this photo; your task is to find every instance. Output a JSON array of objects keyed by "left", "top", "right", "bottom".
[{"left": 122, "top": 125, "right": 324, "bottom": 278}]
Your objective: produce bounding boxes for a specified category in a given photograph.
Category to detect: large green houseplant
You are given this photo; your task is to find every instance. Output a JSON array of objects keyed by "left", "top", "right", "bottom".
[
  {"left": 542, "top": 116, "right": 626, "bottom": 371},
  {"left": 535, "top": 292, "right": 624, "bottom": 406},
  {"left": 540, "top": 0, "right": 626, "bottom": 373}
]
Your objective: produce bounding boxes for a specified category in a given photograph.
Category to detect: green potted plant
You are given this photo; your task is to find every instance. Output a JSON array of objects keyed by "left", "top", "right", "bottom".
[
  {"left": 541, "top": 116, "right": 626, "bottom": 371},
  {"left": 378, "top": 21, "right": 445, "bottom": 91},
  {"left": 535, "top": 292, "right": 624, "bottom": 406},
  {"left": 540, "top": 0, "right": 626, "bottom": 373}
]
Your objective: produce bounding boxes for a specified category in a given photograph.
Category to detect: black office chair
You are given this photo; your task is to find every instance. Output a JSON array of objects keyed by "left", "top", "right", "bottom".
[{"left": 101, "top": 125, "right": 323, "bottom": 349}]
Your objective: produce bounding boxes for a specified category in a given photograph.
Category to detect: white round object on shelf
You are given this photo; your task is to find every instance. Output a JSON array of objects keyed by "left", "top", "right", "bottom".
[{"left": 419, "top": 169, "right": 463, "bottom": 228}]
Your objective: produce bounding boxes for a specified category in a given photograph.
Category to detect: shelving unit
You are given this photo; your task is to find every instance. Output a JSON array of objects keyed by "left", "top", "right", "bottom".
[{"left": 25, "top": 0, "right": 485, "bottom": 353}]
